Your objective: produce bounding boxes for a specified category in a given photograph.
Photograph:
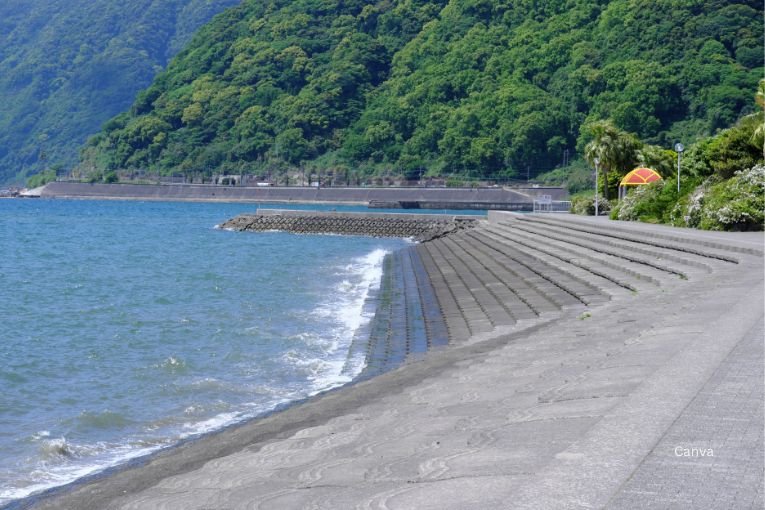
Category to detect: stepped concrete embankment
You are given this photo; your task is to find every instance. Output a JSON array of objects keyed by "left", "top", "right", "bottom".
[
  {"left": 17, "top": 213, "right": 764, "bottom": 510},
  {"left": 219, "top": 209, "right": 479, "bottom": 241},
  {"left": 35, "top": 181, "right": 566, "bottom": 210}
]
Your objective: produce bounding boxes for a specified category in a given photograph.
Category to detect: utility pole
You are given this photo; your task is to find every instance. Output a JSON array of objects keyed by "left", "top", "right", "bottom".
[{"left": 594, "top": 157, "right": 600, "bottom": 217}]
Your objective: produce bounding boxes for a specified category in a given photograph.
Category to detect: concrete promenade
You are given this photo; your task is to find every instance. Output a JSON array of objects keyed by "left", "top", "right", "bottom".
[{"left": 17, "top": 213, "right": 764, "bottom": 510}]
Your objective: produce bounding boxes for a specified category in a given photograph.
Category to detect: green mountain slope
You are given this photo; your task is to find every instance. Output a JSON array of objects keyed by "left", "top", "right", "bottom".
[
  {"left": 80, "top": 0, "right": 762, "bottom": 180},
  {"left": 0, "top": 0, "right": 240, "bottom": 184}
]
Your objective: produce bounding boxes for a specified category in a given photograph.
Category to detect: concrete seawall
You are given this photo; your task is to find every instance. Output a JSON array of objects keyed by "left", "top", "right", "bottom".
[
  {"left": 16, "top": 214, "right": 763, "bottom": 510},
  {"left": 219, "top": 209, "right": 479, "bottom": 241},
  {"left": 36, "top": 181, "right": 567, "bottom": 210}
]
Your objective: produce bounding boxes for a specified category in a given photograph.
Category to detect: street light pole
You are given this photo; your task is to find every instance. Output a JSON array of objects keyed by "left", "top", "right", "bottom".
[
  {"left": 594, "top": 157, "right": 600, "bottom": 217},
  {"left": 674, "top": 143, "right": 684, "bottom": 194}
]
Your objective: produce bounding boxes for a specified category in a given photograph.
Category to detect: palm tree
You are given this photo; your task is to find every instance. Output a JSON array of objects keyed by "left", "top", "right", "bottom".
[
  {"left": 583, "top": 120, "right": 641, "bottom": 200},
  {"left": 637, "top": 144, "right": 674, "bottom": 177}
]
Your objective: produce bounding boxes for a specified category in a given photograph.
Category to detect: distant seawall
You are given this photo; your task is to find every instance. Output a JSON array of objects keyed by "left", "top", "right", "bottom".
[
  {"left": 36, "top": 182, "right": 567, "bottom": 210},
  {"left": 219, "top": 210, "right": 479, "bottom": 241}
]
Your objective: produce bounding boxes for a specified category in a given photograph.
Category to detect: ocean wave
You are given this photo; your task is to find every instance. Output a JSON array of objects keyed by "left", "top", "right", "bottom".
[
  {"left": 0, "top": 438, "right": 164, "bottom": 505},
  {"left": 288, "top": 248, "right": 388, "bottom": 391},
  {"left": 155, "top": 355, "right": 189, "bottom": 374},
  {"left": 73, "top": 410, "right": 134, "bottom": 432}
]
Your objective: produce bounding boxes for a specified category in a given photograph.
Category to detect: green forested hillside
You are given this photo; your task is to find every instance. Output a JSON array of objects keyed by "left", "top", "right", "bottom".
[
  {"left": 79, "top": 0, "right": 762, "bottom": 181},
  {"left": 0, "top": 0, "right": 240, "bottom": 184}
]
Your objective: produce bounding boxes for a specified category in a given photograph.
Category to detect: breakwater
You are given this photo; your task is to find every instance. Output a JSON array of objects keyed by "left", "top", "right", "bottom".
[
  {"left": 35, "top": 181, "right": 567, "bottom": 210},
  {"left": 219, "top": 209, "right": 479, "bottom": 241}
]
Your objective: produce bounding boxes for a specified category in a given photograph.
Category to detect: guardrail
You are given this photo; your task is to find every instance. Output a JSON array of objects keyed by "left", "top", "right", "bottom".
[{"left": 533, "top": 197, "right": 571, "bottom": 213}]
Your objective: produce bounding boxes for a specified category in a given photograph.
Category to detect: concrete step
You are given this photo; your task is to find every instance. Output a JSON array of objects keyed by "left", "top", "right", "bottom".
[
  {"left": 452, "top": 232, "right": 579, "bottom": 312},
  {"left": 499, "top": 220, "right": 696, "bottom": 280},
  {"left": 463, "top": 230, "right": 610, "bottom": 308},
  {"left": 501, "top": 217, "right": 715, "bottom": 274},
  {"left": 424, "top": 239, "right": 506, "bottom": 332},
  {"left": 480, "top": 226, "right": 643, "bottom": 294},
  {"left": 448, "top": 234, "right": 562, "bottom": 316},
  {"left": 398, "top": 250, "right": 428, "bottom": 359},
  {"left": 416, "top": 244, "right": 472, "bottom": 342},
  {"left": 405, "top": 247, "right": 449, "bottom": 348},
  {"left": 439, "top": 235, "right": 538, "bottom": 320},
  {"left": 514, "top": 215, "right": 751, "bottom": 261},
  {"left": 487, "top": 223, "right": 674, "bottom": 288},
  {"left": 358, "top": 248, "right": 447, "bottom": 379}
]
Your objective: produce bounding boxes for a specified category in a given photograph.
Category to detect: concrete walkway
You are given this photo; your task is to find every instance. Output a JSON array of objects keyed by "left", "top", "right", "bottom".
[
  {"left": 608, "top": 316, "right": 764, "bottom": 509},
  {"left": 18, "top": 214, "right": 764, "bottom": 510}
]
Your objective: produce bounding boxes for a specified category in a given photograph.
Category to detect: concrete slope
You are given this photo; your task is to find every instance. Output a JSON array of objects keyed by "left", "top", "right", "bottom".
[{"left": 21, "top": 213, "right": 763, "bottom": 510}]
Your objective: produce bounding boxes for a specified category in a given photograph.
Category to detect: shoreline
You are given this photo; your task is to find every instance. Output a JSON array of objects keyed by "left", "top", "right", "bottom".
[
  {"left": 3, "top": 229, "right": 444, "bottom": 510},
  {"left": 7, "top": 318, "right": 560, "bottom": 510},
  {"left": 8, "top": 213, "right": 764, "bottom": 509}
]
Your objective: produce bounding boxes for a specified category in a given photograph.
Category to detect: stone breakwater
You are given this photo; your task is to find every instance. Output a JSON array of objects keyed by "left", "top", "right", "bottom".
[{"left": 219, "top": 210, "right": 479, "bottom": 242}]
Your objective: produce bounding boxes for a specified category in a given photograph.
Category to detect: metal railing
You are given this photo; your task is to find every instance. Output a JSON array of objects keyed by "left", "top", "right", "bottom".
[{"left": 533, "top": 198, "right": 571, "bottom": 213}]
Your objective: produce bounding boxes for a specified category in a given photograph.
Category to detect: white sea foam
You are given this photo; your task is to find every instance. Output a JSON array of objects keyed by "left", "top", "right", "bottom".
[
  {"left": 179, "top": 412, "right": 242, "bottom": 438},
  {"left": 0, "top": 438, "right": 163, "bottom": 505},
  {"left": 289, "top": 248, "right": 388, "bottom": 392},
  {"left": 1, "top": 401, "right": 289, "bottom": 505}
]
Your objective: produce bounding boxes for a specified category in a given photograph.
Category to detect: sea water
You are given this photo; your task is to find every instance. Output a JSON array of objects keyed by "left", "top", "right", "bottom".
[{"left": 0, "top": 199, "right": 485, "bottom": 505}]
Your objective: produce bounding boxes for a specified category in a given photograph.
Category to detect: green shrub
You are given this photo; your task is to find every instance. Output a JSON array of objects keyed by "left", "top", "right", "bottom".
[
  {"left": 669, "top": 182, "right": 707, "bottom": 227},
  {"left": 26, "top": 168, "right": 57, "bottom": 188},
  {"left": 614, "top": 181, "right": 665, "bottom": 221},
  {"left": 611, "top": 173, "right": 704, "bottom": 224},
  {"left": 696, "top": 164, "right": 765, "bottom": 231},
  {"left": 571, "top": 194, "right": 610, "bottom": 216}
]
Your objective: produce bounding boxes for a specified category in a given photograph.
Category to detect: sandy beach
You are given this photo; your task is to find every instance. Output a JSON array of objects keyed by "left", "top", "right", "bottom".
[{"left": 12, "top": 212, "right": 764, "bottom": 510}]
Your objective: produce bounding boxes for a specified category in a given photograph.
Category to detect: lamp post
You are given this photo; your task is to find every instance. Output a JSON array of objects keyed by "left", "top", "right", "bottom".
[
  {"left": 674, "top": 143, "right": 684, "bottom": 193},
  {"left": 594, "top": 157, "right": 600, "bottom": 217}
]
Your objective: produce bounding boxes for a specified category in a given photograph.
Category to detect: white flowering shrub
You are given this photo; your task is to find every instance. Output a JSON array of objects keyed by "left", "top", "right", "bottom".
[
  {"left": 697, "top": 164, "right": 765, "bottom": 231},
  {"left": 612, "top": 180, "right": 667, "bottom": 222},
  {"left": 669, "top": 183, "right": 707, "bottom": 227}
]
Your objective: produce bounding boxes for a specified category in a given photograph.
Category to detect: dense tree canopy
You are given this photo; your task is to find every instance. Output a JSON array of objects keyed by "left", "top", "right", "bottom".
[
  {"left": 77, "top": 0, "right": 762, "bottom": 181},
  {"left": 0, "top": 0, "right": 240, "bottom": 184}
]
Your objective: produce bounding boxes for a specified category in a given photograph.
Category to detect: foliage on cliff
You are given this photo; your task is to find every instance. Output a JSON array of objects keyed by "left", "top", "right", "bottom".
[
  {"left": 0, "top": 0, "right": 240, "bottom": 184},
  {"left": 77, "top": 0, "right": 762, "bottom": 180}
]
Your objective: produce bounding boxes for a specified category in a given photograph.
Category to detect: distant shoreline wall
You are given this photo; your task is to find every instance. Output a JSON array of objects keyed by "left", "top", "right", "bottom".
[{"left": 37, "top": 181, "right": 566, "bottom": 210}]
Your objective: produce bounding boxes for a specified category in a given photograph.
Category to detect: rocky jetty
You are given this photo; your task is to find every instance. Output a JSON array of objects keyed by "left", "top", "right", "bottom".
[{"left": 218, "top": 210, "right": 479, "bottom": 242}]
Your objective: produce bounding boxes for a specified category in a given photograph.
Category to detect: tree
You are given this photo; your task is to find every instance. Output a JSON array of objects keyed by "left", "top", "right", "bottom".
[{"left": 582, "top": 120, "right": 641, "bottom": 200}]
